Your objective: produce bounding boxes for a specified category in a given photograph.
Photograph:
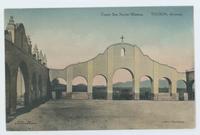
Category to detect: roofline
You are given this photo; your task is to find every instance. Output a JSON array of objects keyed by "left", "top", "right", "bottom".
[{"left": 50, "top": 42, "right": 185, "bottom": 73}]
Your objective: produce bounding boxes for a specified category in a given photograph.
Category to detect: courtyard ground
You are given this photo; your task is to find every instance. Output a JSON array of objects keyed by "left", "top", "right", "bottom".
[{"left": 7, "top": 99, "right": 195, "bottom": 130}]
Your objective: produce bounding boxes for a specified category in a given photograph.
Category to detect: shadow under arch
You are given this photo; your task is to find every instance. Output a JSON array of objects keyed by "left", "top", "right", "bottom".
[
  {"left": 92, "top": 74, "right": 107, "bottom": 99},
  {"left": 159, "top": 77, "right": 172, "bottom": 94},
  {"left": 112, "top": 68, "right": 134, "bottom": 100},
  {"left": 72, "top": 76, "right": 88, "bottom": 92},
  {"left": 139, "top": 75, "right": 153, "bottom": 100}
]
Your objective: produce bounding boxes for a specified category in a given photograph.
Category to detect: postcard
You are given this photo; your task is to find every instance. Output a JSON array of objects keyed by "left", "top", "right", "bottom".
[{"left": 2, "top": 2, "right": 198, "bottom": 134}]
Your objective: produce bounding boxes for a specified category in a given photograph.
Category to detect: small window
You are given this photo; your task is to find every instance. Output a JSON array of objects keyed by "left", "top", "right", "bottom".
[{"left": 121, "top": 48, "right": 125, "bottom": 56}]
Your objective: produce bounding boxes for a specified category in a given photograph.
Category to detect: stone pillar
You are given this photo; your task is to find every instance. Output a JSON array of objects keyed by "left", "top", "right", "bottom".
[
  {"left": 131, "top": 80, "right": 135, "bottom": 100},
  {"left": 171, "top": 81, "right": 178, "bottom": 100},
  {"left": 152, "top": 62, "right": 160, "bottom": 100},
  {"left": 152, "top": 79, "right": 159, "bottom": 100},
  {"left": 134, "top": 79, "right": 140, "bottom": 100},
  {"left": 187, "top": 82, "right": 194, "bottom": 100},
  {"left": 107, "top": 78, "right": 113, "bottom": 100},
  {"left": 107, "top": 46, "right": 113, "bottom": 100},
  {"left": 66, "top": 67, "right": 73, "bottom": 99},
  {"left": 87, "top": 60, "right": 94, "bottom": 99},
  {"left": 87, "top": 81, "right": 93, "bottom": 99},
  {"left": 66, "top": 82, "right": 72, "bottom": 99},
  {"left": 10, "top": 70, "right": 17, "bottom": 114}
]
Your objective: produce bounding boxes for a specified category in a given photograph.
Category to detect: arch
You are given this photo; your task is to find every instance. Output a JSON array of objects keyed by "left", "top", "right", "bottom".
[
  {"left": 5, "top": 63, "right": 11, "bottom": 114},
  {"left": 140, "top": 75, "right": 153, "bottom": 100},
  {"left": 159, "top": 77, "right": 171, "bottom": 93},
  {"left": 51, "top": 77, "right": 67, "bottom": 99},
  {"left": 92, "top": 75, "right": 107, "bottom": 99},
  {"left": 112, "top": 67, "right": 134, "bottom": 79},
  {"left": 16, "top": 61, "right": 29, "bottom": 109},
  {"left": 112, "top": 68, "right": 134, "bottom": 100},
  {"left": 72, "top": 76, "right": 87, "bottom": 92},
  {"left": 176, "top": 80, "right": 187, "bottom": 101},
  {"left": 31, "top": 72, "right": 37, "bottom": 102}
]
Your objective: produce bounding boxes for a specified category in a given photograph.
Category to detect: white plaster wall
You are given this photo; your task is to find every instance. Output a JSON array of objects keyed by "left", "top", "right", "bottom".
[{"left": 49, "top": 42, "right": 186, "bottom": 100}]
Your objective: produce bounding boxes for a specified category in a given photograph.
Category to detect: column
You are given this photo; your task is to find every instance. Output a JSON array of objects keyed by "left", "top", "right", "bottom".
[
  {"left": 10, "top": 70, "right": 17, "bottom": 114},
  {"left": 66, "top": 67, "right": 73, "bottom": 99},
  {"left": 134, "top": 79, "right": 140, "bottom": 100},
  {"left": 131, "top": 80, "right": 135, "bottom": 100},
  {"left": 186, "top": 82, "right": 191, "bottom": 100},
  {"left": 153, "top": 62, "right": 159, "bottom": 100},
  {"left": 152, "top": 79, "right": 159, "bottom": 100},
  {"left": 107, "top": 47, "right": 113, "bottom": 100},
  {"left": 187, "top": 81, "right": 194, "bottom": 100},
  {"left": 107, "top": 78, "right": 113, "bottom": 100},
  {"left": 171, "top": 81, "right": 178, "bottom": 100},
  {"left": 87, "top": 60, "right": 93, "bottom": 99},
  {"left": 66, "top": 82, "right": 72, "bottom": 99},
  {"left": 87, "top": 80, "right": 93, "bottom": 99}
]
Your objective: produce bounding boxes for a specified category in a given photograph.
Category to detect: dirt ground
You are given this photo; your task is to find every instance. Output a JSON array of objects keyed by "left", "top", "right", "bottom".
[{"left": 6, "top": 99, "right": 195, "bottom": 131}]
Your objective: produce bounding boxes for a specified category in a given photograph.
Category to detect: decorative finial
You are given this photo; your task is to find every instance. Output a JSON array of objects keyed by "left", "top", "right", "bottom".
[{"left": 120, "top": 35, "right": 124, "bottom": 42}]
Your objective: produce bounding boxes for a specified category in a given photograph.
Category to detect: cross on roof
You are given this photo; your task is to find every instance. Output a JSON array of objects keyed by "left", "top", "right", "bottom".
[{"left": 120, "top": 35, "right": 124, "bottom": 42}]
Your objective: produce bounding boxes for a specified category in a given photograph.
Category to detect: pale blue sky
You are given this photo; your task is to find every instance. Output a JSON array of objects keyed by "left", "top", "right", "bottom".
[{"left": 4, "top": 6, "right": 194, "bottom": 73}]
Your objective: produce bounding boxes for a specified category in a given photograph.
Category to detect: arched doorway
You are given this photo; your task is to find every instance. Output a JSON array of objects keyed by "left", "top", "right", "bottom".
[
  {"left": 140, "top": 76, "right": 153, "bottom": 100},
  {"left": 6, "top": 63, "right": 11, "bottom": 114},
  {"left": 112, "top": 68, "right": 134, "bottom": 100},
  {"left": 51, "top": 78, "right": 67, "bottom": 99},
  {"left": 16, "top": 62, "right": 29, "bottom": 109},
  {"left": 72, "top": 76, "right": 88, "bottom": 99},
  {"left": 159, "top": 77, "right": 171, "bottom": 93},
  {"left": 177, "top": 80, "right": 187, "bottom": 101},
  {"left": 92, "top": 75, "right": 107, "bottom": 99},
  {"left": 72, "top": 76, "right": 87, "bottom": 92}
]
